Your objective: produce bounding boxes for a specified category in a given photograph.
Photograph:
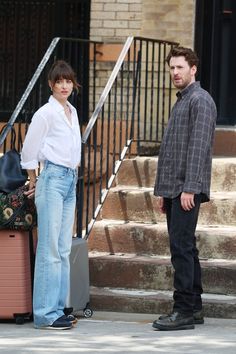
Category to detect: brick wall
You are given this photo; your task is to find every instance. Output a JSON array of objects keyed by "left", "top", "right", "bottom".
[
  {"left": 90, "top": 0, "right": 142, "bottom": 42},
  {"left": 141, "top": 0, "right": 195, "bottom": 47},
  {"left": 89, "top": 1, "right": 196, "bottom": 149},
  {"left": 90, "top": 0, "right": 196, "bottom": 47}
]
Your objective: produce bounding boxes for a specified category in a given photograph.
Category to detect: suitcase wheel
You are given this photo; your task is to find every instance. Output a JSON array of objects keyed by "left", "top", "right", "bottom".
[
  {"left": 83, "top": 307, "right": 93, "bottom": 318},
  {"left": 15, "top": 316, "right": 25, "bottom": 325}
]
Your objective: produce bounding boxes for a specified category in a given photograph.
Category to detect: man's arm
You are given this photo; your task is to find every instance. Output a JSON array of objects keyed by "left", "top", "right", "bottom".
[{"left": 184, "top": 95, "right": 216, "bottom": 194}]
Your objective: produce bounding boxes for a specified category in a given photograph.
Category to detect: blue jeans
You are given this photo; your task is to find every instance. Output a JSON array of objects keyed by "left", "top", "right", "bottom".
[
  {"left": 33, "top": 161, "right": 77, "bottom": 327},
  {"left": 164, "top": 194, "right": 203, "bottom": 315}
]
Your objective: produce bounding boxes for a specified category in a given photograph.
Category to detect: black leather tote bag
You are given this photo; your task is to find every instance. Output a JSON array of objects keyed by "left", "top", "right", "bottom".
[{"left": 0, "top": 125, "right": 28, "bottom": 193}]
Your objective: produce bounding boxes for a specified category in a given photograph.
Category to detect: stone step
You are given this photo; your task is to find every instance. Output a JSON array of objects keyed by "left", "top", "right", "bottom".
[
  {"left": 89, "top": 253, "right": 236, "bottom": 295},
  {"left": 90, "top": 286, "right": 236, "bottom": 319},
  {"left": 101, "top": 187, "right": 236, "bottom": 226},
  {"left": 115, "top": 157, "right": 236, "bottom": 191},
  {"left": 89, "top": 220, "right": 236, "bottom": 259},
  {"left": 213, "top": 127, "right": 236, "bottom": 156}
]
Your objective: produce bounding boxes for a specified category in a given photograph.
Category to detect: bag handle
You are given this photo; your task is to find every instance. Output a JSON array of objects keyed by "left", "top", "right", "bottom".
[{"left": 0, "top": 124, "right": 16, "bottom": 150}]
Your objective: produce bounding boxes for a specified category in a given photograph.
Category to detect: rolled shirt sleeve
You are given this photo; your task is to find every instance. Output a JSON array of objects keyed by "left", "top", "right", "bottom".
[{"left": 21, "top": 112, "right": 49, "bottom": 170}]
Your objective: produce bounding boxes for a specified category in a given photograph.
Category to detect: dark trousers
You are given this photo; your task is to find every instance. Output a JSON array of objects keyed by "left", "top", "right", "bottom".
[{"left": 164, "top": 194, "right": 203, "bottom": 315}]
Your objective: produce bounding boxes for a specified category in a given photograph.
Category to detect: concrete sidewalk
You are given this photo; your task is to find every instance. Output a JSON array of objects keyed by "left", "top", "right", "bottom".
[{"left": 0, "top": 312, "right": 235, "bottom": 353}]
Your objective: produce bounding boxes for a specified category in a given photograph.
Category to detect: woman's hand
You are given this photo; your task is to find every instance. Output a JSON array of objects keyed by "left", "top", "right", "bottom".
[
  {"left": 24, "top": 169, "right": 37, "bottom": 198},
  {"left": 24, "top": 179, "right": 36, "bottom": 199}
]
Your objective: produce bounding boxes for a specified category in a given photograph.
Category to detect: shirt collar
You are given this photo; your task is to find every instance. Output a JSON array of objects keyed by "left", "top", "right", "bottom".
[
  {"left": 176, "top": 81, "right": 200, "bottom": 99},
  {"left": 48, "top": 95, "right": 74, "bottom": 113}
]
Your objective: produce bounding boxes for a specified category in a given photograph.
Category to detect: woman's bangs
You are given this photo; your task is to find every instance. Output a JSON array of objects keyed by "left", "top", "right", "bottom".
[{"left": 53, "top": 67, "right": 74, "bottom": 82}]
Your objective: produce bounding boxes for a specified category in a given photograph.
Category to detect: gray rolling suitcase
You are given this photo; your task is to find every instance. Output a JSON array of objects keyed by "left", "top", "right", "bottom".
[{"left": 65, "top": 237, "right": 93, "bottom": 318}]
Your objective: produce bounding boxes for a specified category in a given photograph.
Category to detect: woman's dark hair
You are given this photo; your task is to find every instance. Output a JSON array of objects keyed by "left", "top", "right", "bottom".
[
  {"left": 48, "top": 60, "right": 80, "bottom": 91},
  {"left": 166, "top": 46, "right": 199, "bottom": 68}
]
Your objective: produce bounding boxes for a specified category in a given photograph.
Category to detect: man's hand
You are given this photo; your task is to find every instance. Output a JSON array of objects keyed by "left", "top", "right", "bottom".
[
  {"left": 157, "top": 196, "right": 166, "bottom": 214},
  {"left": 180, "top": 192, "right": 195, "bottom": 211}
]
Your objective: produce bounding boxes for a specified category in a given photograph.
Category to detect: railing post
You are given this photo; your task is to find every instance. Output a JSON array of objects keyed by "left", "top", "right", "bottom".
[
  {"left": 76, "top": 142, "right": 85, "bottom": 238},
  {"left": 130, "top": 46, "right": 141, "bottom": 143}
]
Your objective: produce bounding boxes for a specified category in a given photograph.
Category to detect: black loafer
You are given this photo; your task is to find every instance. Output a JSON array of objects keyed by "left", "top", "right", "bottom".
[
  {"left": 60, "top": 314, "right": 78, "bottom": 325},
  {"left": 66, "top": 314, "right": 78, "bottom": 324},
  {"left": 45, "top": 317, "right": 72, "bottom": 330},
  {"left": 153, "top": 312, "right": 195, "bottom": 331}
]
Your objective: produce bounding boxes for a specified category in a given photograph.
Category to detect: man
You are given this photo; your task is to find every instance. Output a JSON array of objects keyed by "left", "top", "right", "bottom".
[{"left": 152, "top": 46, "right": 217, "bottom": 331}]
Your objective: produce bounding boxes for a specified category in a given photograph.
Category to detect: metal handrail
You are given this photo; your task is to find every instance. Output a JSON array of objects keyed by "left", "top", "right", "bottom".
[
  {"left": 82, "top": 36, "right": 134, "bottom": 144},
  {"left": 0, "top": 37, "right": 102, "bottom": 148},
  {"left": 0, "top": 38, "right": 59, "bottom": 146},
  {"left": 134, "top": 36, "right": 179, "bottom": 45},
  {"left": 77, "top": 36, "right": 178, "bottom": 238},
  {"left": 0, "top": 35, "right": 178, "bottom": 240},
  {"left": 77, "top": 36, "right": 139, "bottom": 237}
]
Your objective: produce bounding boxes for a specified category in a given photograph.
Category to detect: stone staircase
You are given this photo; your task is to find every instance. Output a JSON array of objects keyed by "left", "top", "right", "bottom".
[{"left": 88, "top": 157, "right": 236, "bottom": 318}]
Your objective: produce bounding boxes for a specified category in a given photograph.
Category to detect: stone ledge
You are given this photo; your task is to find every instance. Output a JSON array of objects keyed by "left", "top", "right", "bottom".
[
  {"left": 89, "top": 220, "right": 236, "bottom": 259},
  {"left": 101, "top": 188, "right": 236, "bottom": 225},
  {"left": 115, "top": 156, "right": 236, "bottom": 190},
  {"left": 213, "top": 129, "right": 236, "bottom": 156},
  {"left": 90, "top": 286, "right": 236, "bottom": 319},
  {"left": 89, "top": 253, "right": 236, "bottom": 294}
]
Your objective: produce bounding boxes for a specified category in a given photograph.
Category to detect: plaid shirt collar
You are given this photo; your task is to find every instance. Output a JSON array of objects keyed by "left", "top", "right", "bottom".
[{"left": 176, "top": 81, "right": 200, "bottom": 99}]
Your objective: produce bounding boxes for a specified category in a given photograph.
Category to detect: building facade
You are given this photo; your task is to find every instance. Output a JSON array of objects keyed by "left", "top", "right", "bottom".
[
  {"left": 90, "top": 0, "right": 236, "bottom": 126},
  {"left": 0, "top": 0, "right": 235, "bottom": 126},
  {"left": 90, "top": 0, "right": 195, "bottom": 47}
]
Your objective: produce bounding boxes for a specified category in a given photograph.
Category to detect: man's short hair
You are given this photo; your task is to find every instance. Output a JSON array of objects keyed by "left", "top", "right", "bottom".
[{"left": 166, "top": 46, "right": 199, "bottom": 68}]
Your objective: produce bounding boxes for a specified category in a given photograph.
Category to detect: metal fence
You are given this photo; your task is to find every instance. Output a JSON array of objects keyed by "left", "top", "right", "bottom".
[
  {"left": 0, "top": 37, "right": 101, "bottom": 149},
  {"left": 76, "top": 36, "right": 178, "bottom": 237},
  {"left": 0, "top": 36, "right": 178, "bottom": 239}
]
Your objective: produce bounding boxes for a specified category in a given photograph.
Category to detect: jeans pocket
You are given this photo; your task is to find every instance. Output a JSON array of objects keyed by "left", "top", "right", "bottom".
[{"left": 35, "top": 170, "right": 46, "bottom": 199}]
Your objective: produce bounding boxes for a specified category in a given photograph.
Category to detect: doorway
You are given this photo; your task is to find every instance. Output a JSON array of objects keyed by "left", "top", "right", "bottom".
[
  {"left": 0, "top": 0, "right": 91, "bottom": 122},
  {"left": 195, "top": 0, "right": 236, "bottom": 125}
]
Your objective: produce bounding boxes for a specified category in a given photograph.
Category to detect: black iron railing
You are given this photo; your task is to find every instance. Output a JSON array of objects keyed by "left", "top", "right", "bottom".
[
  {"left": 0, "top": 37, "right": 101, "bottom": 148},
  {"left": 0, "top": 36, "right": 178, "bottom": 239},
  {"left": 76, "top": 36, "right": 178, "bottom": 237},
  {"left": 0, "top": 0, "right": 91, "bottom": 122}
]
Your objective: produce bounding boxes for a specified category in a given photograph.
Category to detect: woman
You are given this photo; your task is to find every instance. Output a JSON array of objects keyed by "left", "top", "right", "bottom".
[{"left": 21, "top": 60, "right": 81, "bottom": 330}]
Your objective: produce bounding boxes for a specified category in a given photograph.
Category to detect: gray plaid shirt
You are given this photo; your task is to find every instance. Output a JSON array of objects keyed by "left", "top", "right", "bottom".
[{"left": 154, "top": 81, "right": 217, "bottom": 202}]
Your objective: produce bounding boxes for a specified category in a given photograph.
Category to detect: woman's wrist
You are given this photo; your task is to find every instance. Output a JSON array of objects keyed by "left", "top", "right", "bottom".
[
  {"left": 29, "top": 177, "right": 37, "bottom": 189},
  {"left": 27, "top": 169, "right": 37, "bottom": 184},
  {"left": 30, "top": 178, "right": 37, "bottom": 183}
]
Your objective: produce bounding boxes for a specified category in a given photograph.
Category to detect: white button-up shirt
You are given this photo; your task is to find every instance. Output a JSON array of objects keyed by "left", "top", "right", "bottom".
[{"left": 21, "top": 95, "right": 81, "bottom": 170}]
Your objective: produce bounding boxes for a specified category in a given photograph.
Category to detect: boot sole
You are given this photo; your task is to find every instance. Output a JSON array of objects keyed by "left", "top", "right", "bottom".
[
  {"left": 159, "top": 315, "right": 204, "bottom": 325},
  {"left": 43, "top": 325, "right": 72, "bottom": 330},
  {"left": 152, "top": 323, "right": 195, "bottom": 331}
]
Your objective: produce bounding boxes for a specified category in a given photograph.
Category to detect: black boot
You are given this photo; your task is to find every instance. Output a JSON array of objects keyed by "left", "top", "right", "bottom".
[
  {"left": 152, "top": 312, "right": 195, "bottom": 331},
  {"left": 158, "top": 310, "right": 204, "bottom": 325}
]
